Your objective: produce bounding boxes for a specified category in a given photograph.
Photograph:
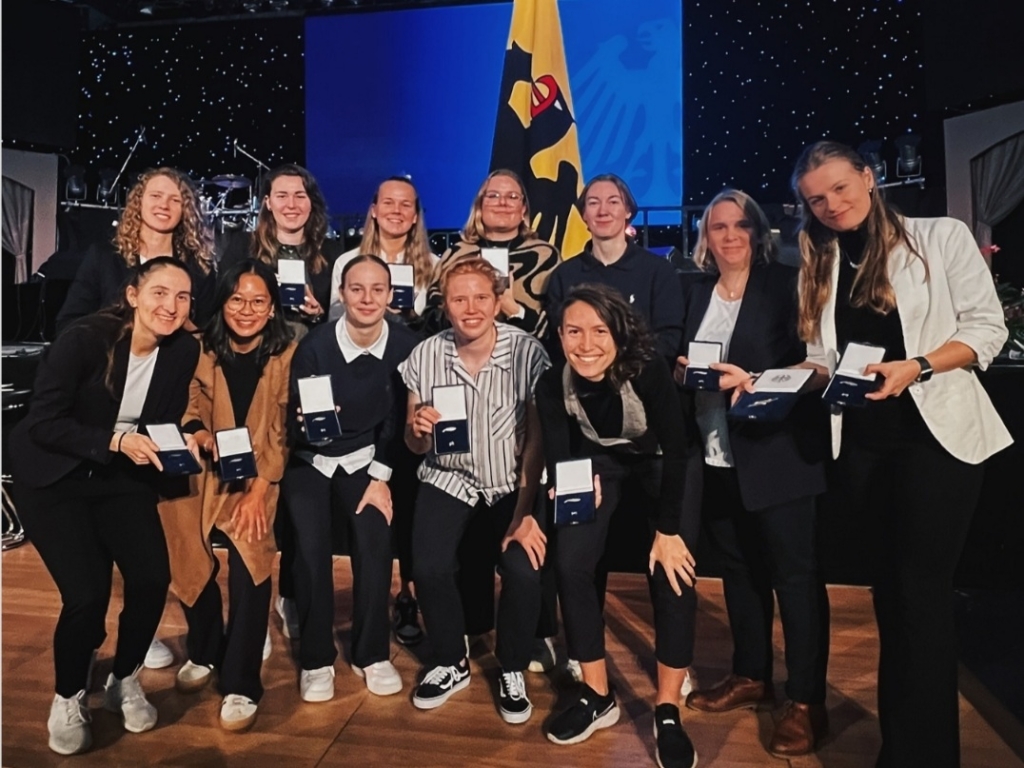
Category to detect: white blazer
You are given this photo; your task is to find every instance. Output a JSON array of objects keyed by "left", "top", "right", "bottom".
[{"left": 805, "top": 216, "right": 1012, "bottom": 464}]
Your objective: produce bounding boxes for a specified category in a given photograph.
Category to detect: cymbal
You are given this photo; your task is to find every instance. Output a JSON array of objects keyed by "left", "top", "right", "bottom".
[{"left": 210, "top": 174, "right": 252, "bottom": 190}]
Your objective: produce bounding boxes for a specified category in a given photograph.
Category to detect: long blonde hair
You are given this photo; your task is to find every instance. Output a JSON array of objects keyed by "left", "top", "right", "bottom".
[
  {"left": 358, "top": 177, "right": 435, "bottom": 290},
  {"left": 113, "top": 168, "right": 213, "bottom": 273},
  {"left": 460, "top": 169, "right": 537, "bottom": 244},
  {"left": 791, "top": 140, "right": 921, "bottom": 342}
]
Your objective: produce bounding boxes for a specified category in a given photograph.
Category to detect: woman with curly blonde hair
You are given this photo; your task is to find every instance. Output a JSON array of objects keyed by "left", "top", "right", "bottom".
[{"left": 57, "top": 168, "right": 217, "bottom": 334}]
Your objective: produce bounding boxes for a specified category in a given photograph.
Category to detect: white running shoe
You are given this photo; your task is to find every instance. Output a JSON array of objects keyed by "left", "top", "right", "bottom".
[
  {"left": 299, "top": 665, "right": 336, "bottom": 702},
  {"left": 175, "top": 660, "right": 214, "bottom": 693},
  {"left": 565, "top": 658, "right": 583, "bottom": 683},
  {"left": 103, "top": 668, "right": 157, "bottom": 733},
  {"left": 220, "top": 694, "right": 258, "bottom": 731},
  {"left": 527, "top": 637, "right": 556, "bottom": 673},
  {"left": 263, "top": 630, "right": 272, "bottom": 661},
  {"left": 143, "top": 638, "right": 174, "bottom": 670},
  {"left": 680, "top": 668, "right": 697, "bottom": 699},
  {"left": 275, "top": 596, "right": 301, "bottom": 639},
  {"left": 352, "top": 660, "right": 403, "bottom": 696},
  {"left": 47, "top": 690, "right": 92, "bottom": 755}
]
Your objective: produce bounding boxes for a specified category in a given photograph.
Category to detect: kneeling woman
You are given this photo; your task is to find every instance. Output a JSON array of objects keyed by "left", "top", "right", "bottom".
[
  {"left": 535, "top": 284, "right": 702, "bottom": 768},
  {"left": 11, "top": 258, "right": 199, "bottom": 755},
  {"left": 160, "top": 258, "right": 295, "bottom": 731}
]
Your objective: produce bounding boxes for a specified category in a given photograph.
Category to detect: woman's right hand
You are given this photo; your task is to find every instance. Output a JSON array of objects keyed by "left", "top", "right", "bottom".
[
  {"left": 116, "top": 432, "right": 164, "bottom": 471},
  {"left": 411, "top": 404, "right": 441, "bottom": 439},
  {"left": 673, "top": 356, "right": 690, "bottom": 386},
  {"left": 193, "top": 429, "right": 218, "bottom": 461}
]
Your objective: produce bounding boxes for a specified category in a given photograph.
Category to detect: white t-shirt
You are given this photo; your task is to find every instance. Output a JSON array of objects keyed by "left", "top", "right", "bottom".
[
  {"left": 114, "top": 348, "right": 160, "bottom": 433},
  {"left": 328, "top": 246, "right": 439, "bottom": 320},
  {"left": 693, "top": 290, "right": 742, "bottom": 468}
]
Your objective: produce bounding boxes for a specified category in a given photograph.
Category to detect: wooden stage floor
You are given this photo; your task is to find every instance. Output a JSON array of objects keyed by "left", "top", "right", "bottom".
[{"left": 2, "top": 545, "right": 1022, "bottom": 768}]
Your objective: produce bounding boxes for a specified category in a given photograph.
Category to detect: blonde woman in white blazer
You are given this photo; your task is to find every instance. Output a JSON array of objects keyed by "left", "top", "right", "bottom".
[{"left": 789, "top": 140, "right": 1011, "bottom": 768}]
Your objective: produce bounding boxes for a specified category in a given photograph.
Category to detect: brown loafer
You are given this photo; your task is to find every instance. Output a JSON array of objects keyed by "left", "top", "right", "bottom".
[
  {"left": 686, "top": 674, "right": 773, "bottom": 713},
  {"left": 768, "top": 700, "right": 828, "bottom": 757}
]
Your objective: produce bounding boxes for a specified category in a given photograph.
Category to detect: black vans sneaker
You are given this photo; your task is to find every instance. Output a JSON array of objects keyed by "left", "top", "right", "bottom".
[
  {"left": 498, "top": 669, "right": 532, "bottom": 724},
  {"left": 412, "top": 660, "right": 470, "bottom": 710},
  {"left": 654, "top": 703, "right": 698, "bottom": 768},
  {"left": 546, "top": 683, "right": 620, "bottom": 745}
]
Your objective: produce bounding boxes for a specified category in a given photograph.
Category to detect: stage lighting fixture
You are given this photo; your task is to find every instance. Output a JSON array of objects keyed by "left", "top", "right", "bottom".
[
  {"left": 241, "top": 0, "right": 261, "bottom": 11},
  {"left": 65, "top": 165, "right": 87, "bottom": 202},
  {"left": 97, "top": 168, "right": 119, "bottom": 205},
  {"left": 895, "top": 134, "right": 922, "bottom": 177},
  {"left": 857, "top": 140, "right": 887, "bottom": 183},
  {"left": 139, "top": 2, "right": 155, "bottom": 14}
]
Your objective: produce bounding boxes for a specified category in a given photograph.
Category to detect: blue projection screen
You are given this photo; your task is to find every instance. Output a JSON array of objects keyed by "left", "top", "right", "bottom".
[{"left": 306, "top": 0, "right": 682, "bottom": 230}]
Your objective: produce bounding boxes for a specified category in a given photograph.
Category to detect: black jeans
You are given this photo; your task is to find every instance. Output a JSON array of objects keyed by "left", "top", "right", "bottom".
[
  {"left": 181, "top": 536, "right": 271, "bottom": 702},
  {"left": 281, "top": 460, "right": 393, "bottom": 670},
  {"left": 16, "top": 463, "right": 170, "bottom": 698},
  {"left": 556, "top": 453, "right": 702, "bottom": 669},
  {"left": 702, "top": 466, "right": 830, "bottom": 704},
  {"left": 840, "top": 430, "right": 983, "bottom": 768},
  {"left": 412, "top": 483, "right": 541, "bottom": 671}
]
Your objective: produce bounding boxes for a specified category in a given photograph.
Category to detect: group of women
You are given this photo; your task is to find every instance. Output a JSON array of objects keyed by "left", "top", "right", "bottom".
[{"left": 12, "top": 139, "right": 1010, "bottom": 768}]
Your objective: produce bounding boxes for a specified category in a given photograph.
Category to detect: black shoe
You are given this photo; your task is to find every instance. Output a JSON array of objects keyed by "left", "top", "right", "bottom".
[
  {"left": 498, "top": 669, "right": 532, "bottom": 724},
  {"left": 654, "top": 703, "right": 697, "bottom": 768},
  {"left": 393, "top": 595, "right": 424, "bottom": 646},
  {"left": 546, "top": 683, "right": 620, "bottom": 745},
  {"left": 412, "top": 660, "right": 470, "bottom": 710}
]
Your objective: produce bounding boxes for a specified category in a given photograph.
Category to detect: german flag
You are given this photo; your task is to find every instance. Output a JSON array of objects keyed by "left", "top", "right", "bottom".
[{"left": 490, "top": 0, "right": 589, "bottom": 258}]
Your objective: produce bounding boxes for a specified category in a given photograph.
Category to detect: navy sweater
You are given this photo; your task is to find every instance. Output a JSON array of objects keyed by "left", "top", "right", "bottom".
[{"left": 288, "top": 319, "right": 418, "bottom": 468}]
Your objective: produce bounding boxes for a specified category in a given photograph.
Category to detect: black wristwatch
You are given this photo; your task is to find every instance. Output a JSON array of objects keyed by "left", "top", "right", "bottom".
[{"left": 913, "top": 356, "right": 933, "bottom": 383}]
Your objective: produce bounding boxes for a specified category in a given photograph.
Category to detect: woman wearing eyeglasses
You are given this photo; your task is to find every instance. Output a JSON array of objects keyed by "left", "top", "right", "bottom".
[{"left": 159, "top": 258, "right": 295, "bottom": 732}]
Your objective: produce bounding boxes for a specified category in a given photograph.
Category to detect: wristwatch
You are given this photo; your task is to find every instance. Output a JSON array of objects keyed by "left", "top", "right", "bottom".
[{"left": 913, "top": 356, "right": 933, "bottom": 383}]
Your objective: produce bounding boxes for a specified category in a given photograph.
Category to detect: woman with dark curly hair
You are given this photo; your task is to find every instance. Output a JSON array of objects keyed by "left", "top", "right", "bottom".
[
  {"left": 57, "top": 168, "right": 217, "bottom": 333},
  {"left": 535, "top": 284, "right": 702, "bottom": 768}
]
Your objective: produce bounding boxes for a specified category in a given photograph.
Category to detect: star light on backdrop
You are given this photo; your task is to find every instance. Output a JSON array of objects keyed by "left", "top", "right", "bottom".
[
  {"left": 684, "top": 0, "right": 929, "bottom": 203},
  {"left": 75, "top": 18, "right": 305, "bottom": 189}
]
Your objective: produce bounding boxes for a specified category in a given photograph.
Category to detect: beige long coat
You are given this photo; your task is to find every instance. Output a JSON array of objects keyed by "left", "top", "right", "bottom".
[{"left": 159, "top": 342, "right": 296, "bottom": 607}]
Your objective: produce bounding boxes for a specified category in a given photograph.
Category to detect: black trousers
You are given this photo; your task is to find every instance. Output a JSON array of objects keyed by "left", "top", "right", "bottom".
[
  {"left": 280, "top": 461, "right": 393, "bottom": 671},
  {"left": 412, "top": 483, "right": 541, "bottom": 671},
  {"left": 274, "top": 499, "right": 296, "bottom": 601},
  {"left": 702, "top": 466, "right": 830, "bottom": 704},
  {"left": 15, "top": 464, "right": 170, "bottom": 698},
  {"left": 390, "top": 446, "right": 421, "bottom": 587},
  {"left": 840, "top": 429, "right": 983, "bottom": 768},
  {"left": 556, "top": 453, "right": 702, "bottom": 669},
  {"left": 181, "top": 537, "right": 271, "bottom": 702}
]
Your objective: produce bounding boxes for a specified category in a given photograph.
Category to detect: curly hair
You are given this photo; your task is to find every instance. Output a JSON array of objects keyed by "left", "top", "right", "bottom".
[
  {"left": 251, "top": 164, "right": 329, "bottom": 275},
  {"left": 791, "top": 140, "right": 922, "bottom": 343},
  {"left": 461, "top": 169, "right": 538, "bottom": 244},
  {"left": 113, "top": 168, "right": 214, "bottom": 273},
  {"left": 692, "top": 188, "right": 777, "bottom": 273},
  {"left": 560, "top": 283, "right": 655, "bottom": 389},
  {"left": 358, "top": 176, "right": 435, "bottom": 290}
]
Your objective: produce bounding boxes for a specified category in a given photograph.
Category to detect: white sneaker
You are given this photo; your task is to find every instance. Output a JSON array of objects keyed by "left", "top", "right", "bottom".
[
  {"left": 566, "top": 658, "right": 583, "bottom": 683},
  {"left": 220, "top": 694, "right": 258, "bottom": 731},
  {"left": 103, "top": 668, "right": 157, "bottom": 733},
  {"left": 680, "top": 669, "right": 697, "bottom": 699},
  {"left": 143, "top": 638, "right": 173, "bottom": 670},
  {"left": 175, "top": 660, "right": 213, "bottom": 693},
  {"left": 352, "top": 660, "right": 402, "bottom": 696},
  {"left": 263, "top": 630, "right": 272, "bottom": 661},
  {"left": 299, "top": 665, "right": 335, "bottom": 702},
  {"left": 47, "top": 690, "right": 92, "bottom": 755},
  {"left": 275, "top": 596, "right": 301, "bottom": 639},
  {"left": 527, "top": 637, "right": 556, "bottom": 673}
]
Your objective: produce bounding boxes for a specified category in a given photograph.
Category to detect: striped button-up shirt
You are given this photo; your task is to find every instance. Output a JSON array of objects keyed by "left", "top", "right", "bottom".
[{"left": 399, "top": 322, "right": 550, "bottom": 505}]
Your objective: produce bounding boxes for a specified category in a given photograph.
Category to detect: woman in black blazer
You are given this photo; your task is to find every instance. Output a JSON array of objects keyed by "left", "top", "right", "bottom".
[
  {"left": 57, "top": 168, "right": 217, "bottom": 334},
  {"left": 675, "top": 190, "right": 830, "bottom": 758},
  {"left": 11, "top": 258, "right": 200, "bottom": 756}
]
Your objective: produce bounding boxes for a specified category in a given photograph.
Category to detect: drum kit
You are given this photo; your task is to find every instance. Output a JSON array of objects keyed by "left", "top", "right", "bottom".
[{"left": 194, "top": 173, "right": 261, "bottom": 232}]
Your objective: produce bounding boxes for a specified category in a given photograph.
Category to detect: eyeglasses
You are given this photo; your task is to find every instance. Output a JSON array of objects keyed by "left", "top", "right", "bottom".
[
  {"left": 483, "top": 191, "right": 523, "bottom": 204},
  {"left": 226, "top": 295, "right": 272, "bottom": 314}
]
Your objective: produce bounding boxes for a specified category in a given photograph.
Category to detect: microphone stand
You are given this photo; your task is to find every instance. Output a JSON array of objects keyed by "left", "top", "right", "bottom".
[{"left": 109, "top": 126, "right": 147, "bottom": 202}]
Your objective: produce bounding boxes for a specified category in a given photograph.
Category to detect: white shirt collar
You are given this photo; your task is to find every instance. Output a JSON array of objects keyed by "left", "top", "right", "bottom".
[{"left": 336, "top": 318, "right": 389, "bottom": 363}]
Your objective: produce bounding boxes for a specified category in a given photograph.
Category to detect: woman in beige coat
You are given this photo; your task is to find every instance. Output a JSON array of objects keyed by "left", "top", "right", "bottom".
[{"left": 159, "top": 258, "right": 295, "bottom": 732}]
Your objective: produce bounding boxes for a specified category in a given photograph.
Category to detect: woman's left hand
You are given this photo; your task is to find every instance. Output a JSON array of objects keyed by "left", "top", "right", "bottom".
[
  {"left": 710, "top": 362, "right": 754, "bottom": 392},
  {"left": 864, "top": 359, "right": 921, "bottom": 400},
  {"left": 649, "top": 532, "right": 696, "bottom": 596},
  {"left": 229, "top": 487, "right": 269, "bottom": 544},
  {"left": 184, "top": 432, "right": 202, "bottom": 464},
  {"left": 356, "top": 479, "right": 393, "bottom": 525}
]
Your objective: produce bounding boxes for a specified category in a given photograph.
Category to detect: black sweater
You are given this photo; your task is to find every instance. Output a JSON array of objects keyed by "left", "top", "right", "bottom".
[
  {"left": 287, "top": 319, "right": 418, "bottom": 468},
  {"left": 535, "top": 355, "right": 692, "bottom": 535}
]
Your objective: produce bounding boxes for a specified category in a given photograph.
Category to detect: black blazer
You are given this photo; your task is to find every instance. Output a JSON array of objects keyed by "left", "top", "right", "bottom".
[
  {"left": 11, "top": 313, "right": 201, "bottom": 489},
  {"left": 56, "top": 242, "right": 218, "bottom": 334},
  {"left": 682, "top": 261, "right": 827, "bottom": 510}
]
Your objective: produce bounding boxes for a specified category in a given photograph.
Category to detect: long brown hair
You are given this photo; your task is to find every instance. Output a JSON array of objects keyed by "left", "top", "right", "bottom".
[
  {"left": 791, "top": 140, "right": 921, "bottom": 342},
  {"left": 358, "top": 176, "right": 435, "bottom": 290},
  {"left": 460, "top": 169, "right": 537, "bottom": 244},
  {"left": 113, "top": 168, "right": 214, "bottom": 273},
  {"left": 251, "top": 164, "right": 328, "bottom": 274}
]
